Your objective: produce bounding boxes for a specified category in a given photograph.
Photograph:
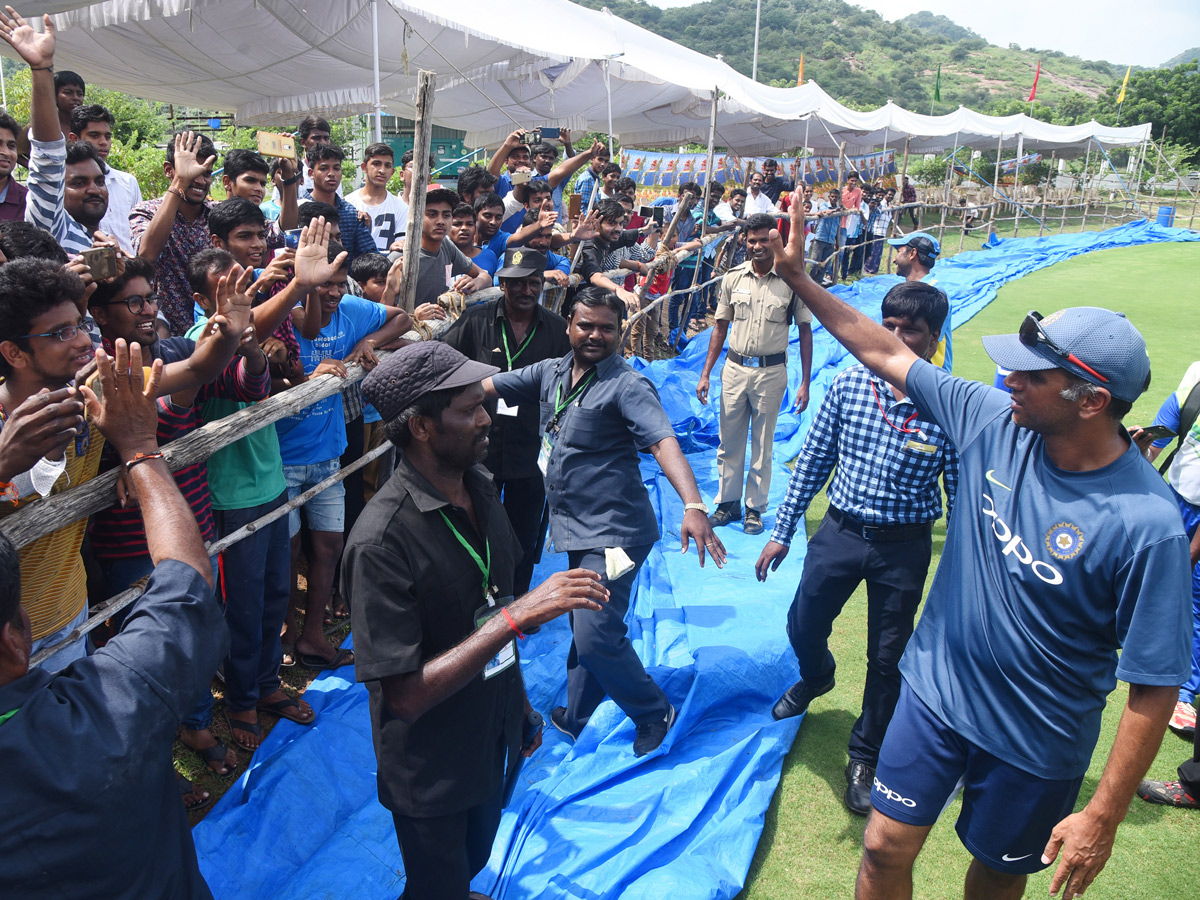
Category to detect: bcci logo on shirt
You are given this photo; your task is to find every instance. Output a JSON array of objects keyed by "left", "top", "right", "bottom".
[{"left": 1045, "top": 523, "right": 1085, "bottom": 561}]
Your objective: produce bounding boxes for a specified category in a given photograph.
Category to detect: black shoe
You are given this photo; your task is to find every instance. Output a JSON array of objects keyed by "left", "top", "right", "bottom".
[
  {"left": 633, "top": 703, "right": 676, "bottom": 757},
  {"left": 1137, "top": 778, "right": 1199, "bottom": 808},
  {"left": 708, "top": 502, "right": 742, "bottom": 527},
  {"left": 550, "top": 706, "right": 578, "bottom": 741},
  {"left": 771, "top": 675, "right": 835, "bottom": 720},
  {"left": 844, "top": 760, "right": 875, "bottom": 816},
  {"left": 743, "top": 508, "right": 763, "bottom": 535}
]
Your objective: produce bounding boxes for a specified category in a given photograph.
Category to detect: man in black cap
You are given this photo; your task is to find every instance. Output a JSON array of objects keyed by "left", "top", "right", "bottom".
[
  {"left": 344, "top": 341, "right": 609, "bottom": 900},
  {"left": 441, "top": 247, "right": 570, "bottom": 595},
  {"left": 886, "top": 231, "right": 950, "bottom": 372}
]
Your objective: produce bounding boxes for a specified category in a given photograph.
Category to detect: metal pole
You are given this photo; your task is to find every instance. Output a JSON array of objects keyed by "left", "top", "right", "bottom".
[
  {"left": 0, "top": 60, "right": 6, "bottom": 110},
  {"left": 605, "top": 58, "right": 615, "bottom": 158},
  {"left": 752, "top": 0, "right": 761, "bottom": 81},
  {"left": 989, "top": 132, "right": 1004, "bottom": 235},
  {"left": 887, "top": 135, "right": 911, "bottom": 272},
  {"left": 371, "top": 0, "right": 383, "bottom": 143},
  {"left": 682, "top": 90, "right": 720, "bottom": 340},
  {"left": 1149, "top": 131, "right": 1164, "bottom": 201},
  {"left": 1011, "top": 131, "right": 1025, "bottom": 237}
]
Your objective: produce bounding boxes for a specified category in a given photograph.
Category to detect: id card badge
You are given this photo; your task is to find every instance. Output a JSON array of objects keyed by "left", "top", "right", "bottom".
[
  {"left": 496, "top": 398, "right": 519, "bottom": 417},
  {"left": 537, "top": 430, "right": 555, "bottom": 476},
  {"left": 474, "top": 602, "right": 516, "bottom": 679}
]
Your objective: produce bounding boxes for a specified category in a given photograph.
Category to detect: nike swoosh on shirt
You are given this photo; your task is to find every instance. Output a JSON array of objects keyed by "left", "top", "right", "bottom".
[
  {"left": 1001, "top": 853, "right": 1032, "bottom": 862},
  {"left": 985, "top": 469, "right": 1012, "bottom": 491}
]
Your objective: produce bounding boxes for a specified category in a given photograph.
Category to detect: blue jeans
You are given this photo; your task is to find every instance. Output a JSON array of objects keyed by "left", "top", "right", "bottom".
[
  {"left": 214, "top": 492, "right": 291, "bottom": 712},
  {"left": 101, "top": 553, "right": 220, "bottom": 730},
  {"left": 29, "top": 603, "right": 88, "bottom": 673}
]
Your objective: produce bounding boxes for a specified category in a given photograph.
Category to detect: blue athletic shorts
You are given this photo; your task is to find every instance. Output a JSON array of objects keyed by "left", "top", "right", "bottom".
[{"left": 873, "top": 681, "right": 1084, "bottom": 874}]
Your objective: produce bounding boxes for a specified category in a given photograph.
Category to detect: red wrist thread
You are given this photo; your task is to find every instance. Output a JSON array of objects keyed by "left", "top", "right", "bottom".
[{"left": 501, "top": 607, "right": 525, "bottom": 640}]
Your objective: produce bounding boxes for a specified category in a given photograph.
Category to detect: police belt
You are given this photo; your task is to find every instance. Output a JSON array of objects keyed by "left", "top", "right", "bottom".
[
  {"left": 727, "top": 350, "right": 786, "bottom": 368},
  {"left": 827, "top": 506, "right": 932, "bottom": 543}
]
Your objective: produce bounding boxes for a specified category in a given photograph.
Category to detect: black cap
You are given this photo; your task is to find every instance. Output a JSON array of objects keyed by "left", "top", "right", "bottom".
[
  {"left": 496, "top": 247, "right": 547, "bottom": 279},
  {"left": 361, "top": 342, "right": 498, "bottom": 422}
]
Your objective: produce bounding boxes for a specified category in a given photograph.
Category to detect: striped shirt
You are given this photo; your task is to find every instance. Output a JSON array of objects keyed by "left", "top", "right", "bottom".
[
  {"left": 88, "top": 338, "right": 270, "bottom": 561},
  {"left": 130, "top": 196, "right": 214, "bottom": 337},
  {"left": 770, "top": 364, "right": 958, "bottom": 546},
  {"left": 24, "top": 137, "right": 94, "bottom": 256}
]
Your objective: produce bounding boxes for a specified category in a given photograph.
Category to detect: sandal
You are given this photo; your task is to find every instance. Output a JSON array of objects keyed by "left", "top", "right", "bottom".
[
  {"left": 256, "top": 693, "right": 315, "bottom": 725},
  {"left": 297, "top": 647, "right": 354, "bottom": 671},
  {"left": 178, "top": 730, "right": 236, "bottom": 778},
  {"left": 280, "top": 643, "right": 296, "bottom": 668},
  {"left": 177, "top": 773, "right": 211, "bottom": 812},
  {"left": 224, "top": 708, "right": 263, "bottom": 753}
]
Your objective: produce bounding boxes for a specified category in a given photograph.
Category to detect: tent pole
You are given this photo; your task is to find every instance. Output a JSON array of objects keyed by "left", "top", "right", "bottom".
[
  {"left": 687, "top": 89, "right": 719, "bottom": 322},
  {"left": 887, "top": 135, "right": 911, "bottom": 273},
  {"left": 1150, "top": 129, "right": 1164, "bottom": 200},
  {"left": 397, "top": 72, "right": 436, "bottom": 314},
  {"left": 803, "top": 116, "right": 811, "bottom": 158},
  {"left": 1132, "top": 137, "right": 1148, "bottom": 213},
  {"left": 989, "top": 132, "right": 1003, "bottom": 234},
  {"left": 1011, "top": 131, "right": 1025, "bottom": 237},
  {"left": 0, "top": 60, "right": 6, "bottom": 110},
  {"left": 371, "top": 0, "right": 383, "bottom": 143},
  {"left": 1039, "top": 151, "right": 1054, "bottom": 236},
  {"left": 605, "top": 59, "right": 615, "bottom": 158},
  {"left": 938, "top": 130, "right": 958, "bottom": 250}
]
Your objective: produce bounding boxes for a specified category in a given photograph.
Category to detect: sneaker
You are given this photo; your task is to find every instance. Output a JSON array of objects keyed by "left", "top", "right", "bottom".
[
  {"left": 771, "top": 674, "right": 836, "bottom": 720},
  {"left": 844, "top": 760, "right": 875, "bottom": 816},
  {"left": 1169, "top": 700, "right": 1196, "bottom": 738},
  {"left": 634, "top": 703, "right": 676, "bottom": 757},
  {"left": 1137, "top": 778, "right": 1199, "bottom": 809},
  {"left": 708, "top": 502, "right": 742, "bottom": 528},
  {"left": 549, "top": 706, "right": 578, "bottom": 741},
  {"left": 743, "top": 509, "right": 763, "bottom": 535}
]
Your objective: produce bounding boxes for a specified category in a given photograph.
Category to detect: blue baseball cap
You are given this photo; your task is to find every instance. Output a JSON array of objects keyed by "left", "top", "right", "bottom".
[
  {"left": 886, "top": 231, "right": 941, "bottom": 260},
  {"left": 981, "top": 307, "right": 1151, "bottom": 402}
]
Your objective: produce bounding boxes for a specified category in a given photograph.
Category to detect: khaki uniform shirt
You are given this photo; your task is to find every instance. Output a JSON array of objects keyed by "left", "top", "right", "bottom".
[{"left": 715, "top": 261, "right": 812, "bottom": 357}]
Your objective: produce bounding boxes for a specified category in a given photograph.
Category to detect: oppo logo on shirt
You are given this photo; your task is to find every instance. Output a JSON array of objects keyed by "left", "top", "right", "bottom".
[{"left": 980, "top": 492, "right": 1064, "bottom": 585}]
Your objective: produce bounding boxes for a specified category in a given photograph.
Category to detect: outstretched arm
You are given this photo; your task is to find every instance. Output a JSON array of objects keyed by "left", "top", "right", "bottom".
[{"left": 769, "top": 201, "right": 919, "bottom": 388}]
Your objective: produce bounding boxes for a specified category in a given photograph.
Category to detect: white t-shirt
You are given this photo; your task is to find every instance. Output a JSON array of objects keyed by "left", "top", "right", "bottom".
[
  {"left": 345, "top": 189, "right": 409, "bottom": 251},
  {"left": 99, "top": 166, "right": 143, "bottom": 255}
]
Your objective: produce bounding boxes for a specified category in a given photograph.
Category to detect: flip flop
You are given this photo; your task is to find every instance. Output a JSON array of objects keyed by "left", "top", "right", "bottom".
[
  {"left": 224, "top": 709, "right": 263, "bottom": 753},
  {"left": 280, "top": 643, "right": 296, "bottom": 668},
  {"left": 256, "top": 694, "right": 315, "bottom": 725},
  {"left": 297, "top": 648, "right": 354, "bottom": 671},
  {"left": 191, "top": 739, "right": 236, "bottom": 778},
  {"left": 177, "top": 773, "right": 211, "bottom": 812}
]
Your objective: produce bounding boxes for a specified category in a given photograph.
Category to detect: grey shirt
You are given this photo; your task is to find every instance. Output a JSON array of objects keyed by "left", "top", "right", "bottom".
[
  {"left": 492, "top": 350, "right": 676, "bottom": 550},
  {"left": 413, "top": 240, "right": 475, "bottom": 313}
]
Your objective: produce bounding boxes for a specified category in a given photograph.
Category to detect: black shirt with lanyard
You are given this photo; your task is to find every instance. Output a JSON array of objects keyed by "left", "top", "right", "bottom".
[{"left": 538, "top": 367, "right": 597, "bottom": 476}]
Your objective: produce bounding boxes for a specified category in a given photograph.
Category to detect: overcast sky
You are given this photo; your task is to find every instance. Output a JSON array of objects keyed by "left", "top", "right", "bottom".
[{"left": 645, "top": 0, "right": 1198, "bottom": 68}]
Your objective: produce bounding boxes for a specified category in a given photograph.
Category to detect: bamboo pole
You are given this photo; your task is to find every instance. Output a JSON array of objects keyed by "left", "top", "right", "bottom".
[
  {"left": 1038, "top": 151, "right": 1055, "bottom": 236},
  {"left": 1080, "top": 143, "right": 1092, "bottom": 233},
  {"left": 1011, "top": 131, "right": 1025, "bottom": 237},
  {"left": 396, "top": 71, "right": 436, "bottom": 315},
  {"left": 886, "top": 136, "right": 911, "bottom": 274}
]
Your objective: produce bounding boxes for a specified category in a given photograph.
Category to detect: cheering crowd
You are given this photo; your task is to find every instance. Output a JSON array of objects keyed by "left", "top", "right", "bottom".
[{"left": 0, "top": 9, "right": 1197, "bottom": 900}]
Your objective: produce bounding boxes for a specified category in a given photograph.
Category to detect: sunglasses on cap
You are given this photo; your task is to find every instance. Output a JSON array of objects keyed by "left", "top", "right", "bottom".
[{"left": 1018, "top": 311, "right": 1108, "bottom": 384}]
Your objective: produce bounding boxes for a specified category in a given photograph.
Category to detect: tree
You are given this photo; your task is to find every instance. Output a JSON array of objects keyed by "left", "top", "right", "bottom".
[{"left": 1093, "top": 62, "right": 1200, "bottom": 164}]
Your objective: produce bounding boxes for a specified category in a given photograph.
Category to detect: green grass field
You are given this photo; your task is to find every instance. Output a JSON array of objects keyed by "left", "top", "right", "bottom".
[{"left": 740, "top": 241, "right": 1200, "bottom": 899}]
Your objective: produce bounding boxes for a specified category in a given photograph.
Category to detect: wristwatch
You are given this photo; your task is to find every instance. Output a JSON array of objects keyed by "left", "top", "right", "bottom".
[{"left": 683, "top": 502, "right": 708, "bottom": 514}]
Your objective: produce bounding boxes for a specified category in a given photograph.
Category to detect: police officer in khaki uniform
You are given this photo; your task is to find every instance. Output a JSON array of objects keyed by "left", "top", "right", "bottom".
[{"left": 697, "top": 213, "right": 813, "bottom": 535}]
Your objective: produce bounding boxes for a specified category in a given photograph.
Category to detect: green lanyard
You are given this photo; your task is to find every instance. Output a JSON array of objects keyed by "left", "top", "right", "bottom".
[
  {"left": 437, "top": 509, "right": 493, "bottom": 602},
  {"left": 0, "top": 708, "right": 17, "bottom": 727},
  {"left": 552, "top": 370, "right": 595, "bottom": 420},
  {"left": 500, "top": 322, "right": 538, "bottom": 371}
]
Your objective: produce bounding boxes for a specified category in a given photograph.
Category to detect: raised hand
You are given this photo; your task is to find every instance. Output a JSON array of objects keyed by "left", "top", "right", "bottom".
[
  {"left": 572, "top": 210, "right": 601, "bottom": 242},
  {"left": 170, "top": 132, "right": 217, "bottom": 188},
  {"left": 212, "top": 264, "right": 255, "bottom": 338},
  {"left": 294, "top": 216, "right": 346, "bottom": 287},
  {"left": 80, "top": 340, "right": 164, "bottom": 460},
  {"left": 0, "top": 7, "right": 55, "bottom": 70}
]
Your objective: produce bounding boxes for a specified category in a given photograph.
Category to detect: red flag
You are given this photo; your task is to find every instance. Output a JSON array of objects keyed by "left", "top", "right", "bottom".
[{"left": 1027, "top": 61, "right": 1041, "bottom": 102}]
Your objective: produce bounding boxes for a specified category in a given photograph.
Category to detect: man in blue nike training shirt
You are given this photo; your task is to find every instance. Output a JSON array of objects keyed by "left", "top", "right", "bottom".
[{"left": 763, "top": 200, "right": 1190, "bottom": 900}]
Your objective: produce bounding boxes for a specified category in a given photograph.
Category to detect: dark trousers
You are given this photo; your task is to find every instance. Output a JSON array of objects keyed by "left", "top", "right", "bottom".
[
  {"left": 1179, "top": 718, "right": 1200, "bottom": 792},
  {"left": 905, "top": 207, "right": 920, "bottom": 230},
  {"left": 841, "top": 233, "right": 865, "bottom": 279},
  {"left": 215, "top": 491, "right": 291, "bottom": 712},
  {"left": 391, "top": 779, "right": 504, "bottom": 900},
  {"left": 785, "top": 511, "right": 932, "bottom": 767},
  {"left": 497, "top": 474, "right": 546, "bottom": 597},
  {"left": 564, "top": 544, "right": 668, "bottom": 734}
]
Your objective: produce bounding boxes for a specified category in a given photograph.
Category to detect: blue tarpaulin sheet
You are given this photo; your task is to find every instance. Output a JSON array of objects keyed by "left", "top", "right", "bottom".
[{"left": 194, "top": 222, "right": 1199, "bottom": 899}]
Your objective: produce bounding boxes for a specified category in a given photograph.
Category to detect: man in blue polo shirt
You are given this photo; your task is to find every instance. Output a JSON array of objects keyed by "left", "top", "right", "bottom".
[{"left": 765, "top": 201, "right": 1190, "bottom": 900}]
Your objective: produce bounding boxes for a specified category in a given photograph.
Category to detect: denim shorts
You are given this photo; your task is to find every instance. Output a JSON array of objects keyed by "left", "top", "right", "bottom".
[{"left": 283, "top": 458, "right": 346, "bottom": 537}]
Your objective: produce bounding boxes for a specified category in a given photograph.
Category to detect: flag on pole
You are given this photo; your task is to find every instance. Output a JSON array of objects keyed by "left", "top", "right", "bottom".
[
  {"left": 933, "top": 63, "right": 941, "bottom": 102},
  {"left": 797, "top": 54, "right": 804, "bottom": 86},
  {"left": 1027, "top": 61, "right": 1041, "bottom": 102},
  {"left": 1117, "top": 65, "right": 1131, "bottom": 104}
]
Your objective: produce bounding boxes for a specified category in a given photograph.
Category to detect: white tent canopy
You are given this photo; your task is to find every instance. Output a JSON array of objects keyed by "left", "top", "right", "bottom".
[{"left": 18, "top": 0, "right": 1149, "bottom": 156}]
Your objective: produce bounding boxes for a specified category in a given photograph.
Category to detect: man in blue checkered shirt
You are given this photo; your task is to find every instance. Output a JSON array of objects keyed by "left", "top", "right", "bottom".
[
  {"left": 756, "top": 280, "right": 957, "bottom": 816},
  {"left": 301, "top": 144, "right": 379, "bottom": 265}
]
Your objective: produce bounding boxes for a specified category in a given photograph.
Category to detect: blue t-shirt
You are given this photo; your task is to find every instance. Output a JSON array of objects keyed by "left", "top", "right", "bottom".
[
  {"left": 901, "top": 360, "right": 1191, "bottom": 779},
  {"left": 471, "top": 247, "right": 500, "bottom": 277},
  {"left": 275, "top": 295, "right": 388, "bottom": 466}
]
